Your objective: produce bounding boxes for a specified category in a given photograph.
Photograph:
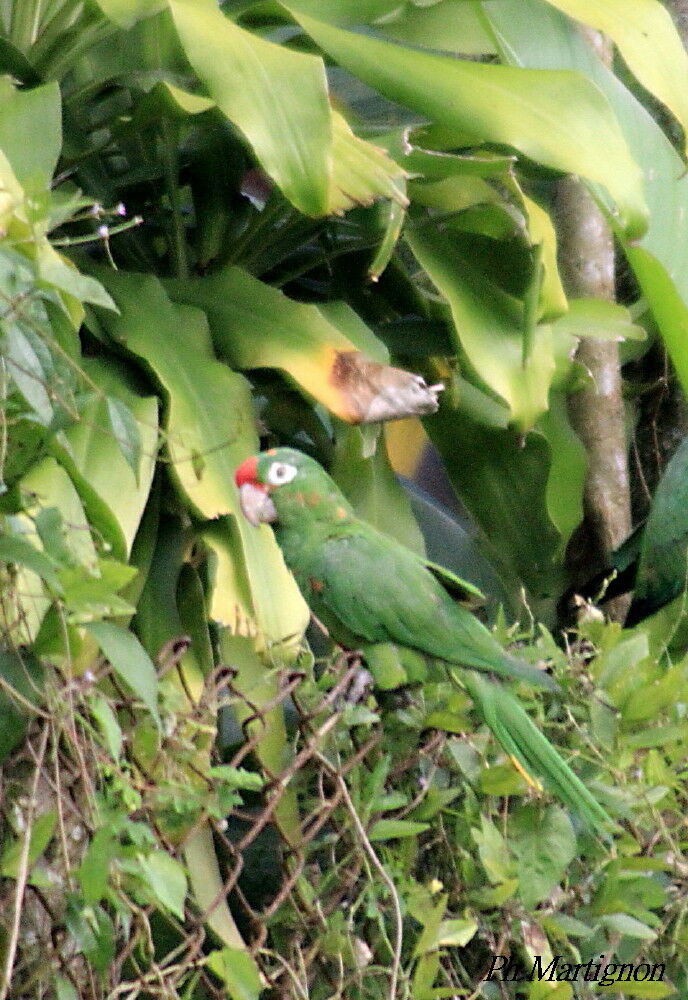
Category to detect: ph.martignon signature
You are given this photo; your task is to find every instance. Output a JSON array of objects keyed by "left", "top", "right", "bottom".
[{"left": 486, "top": 954, "right": 666, "bottom": 987}]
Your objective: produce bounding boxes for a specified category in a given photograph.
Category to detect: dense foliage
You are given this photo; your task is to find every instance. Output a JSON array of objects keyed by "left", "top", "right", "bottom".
[{"left": 0, "top": 1, "right": 687, "bottom": 998}]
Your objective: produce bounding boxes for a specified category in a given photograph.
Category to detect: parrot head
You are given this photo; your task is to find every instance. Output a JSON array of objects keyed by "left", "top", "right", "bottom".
[{"left": 234, "top": 447, "right": 352, "bottom": 527}]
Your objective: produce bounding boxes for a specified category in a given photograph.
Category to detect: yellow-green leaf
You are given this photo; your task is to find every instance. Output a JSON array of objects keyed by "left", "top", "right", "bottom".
[
  {"left": 289, "top": 9, "right": 647, "bottom": 238},
  {"left": 545, "top": 0, "right": 688, "bottom": 155},
  {"left": 86, "top": 621, "right": 160, "bottom": 725},
  {"left": 53, "top": 357, "right": 158, "bottom": 561},
  {"left": 407, "top": 226, "right": 555, "bottom": 428},
  {"left": 91, "top": 269, "right": 308, "bottom": 650},
  {"left": 169, "top": 0, "right": 331, "bottom": 216}
]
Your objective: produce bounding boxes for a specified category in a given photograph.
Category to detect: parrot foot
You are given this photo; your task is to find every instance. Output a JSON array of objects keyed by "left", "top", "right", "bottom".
[{"left": 345, "top": 667, "right": 373, "bottom": 705}]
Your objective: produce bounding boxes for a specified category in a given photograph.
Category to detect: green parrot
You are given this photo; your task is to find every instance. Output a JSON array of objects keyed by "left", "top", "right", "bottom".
[
  {"left": 235, "top": 447, "right": 610, "bottom": 832},
  {"left": 578, "top": 435, "right": 688, "bottom": 626}
]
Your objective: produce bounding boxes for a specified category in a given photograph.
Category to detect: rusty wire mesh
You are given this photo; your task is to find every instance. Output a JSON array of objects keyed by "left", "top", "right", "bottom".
[{"left": 0, "top": 641, "right": 453, "bottom": 1000}]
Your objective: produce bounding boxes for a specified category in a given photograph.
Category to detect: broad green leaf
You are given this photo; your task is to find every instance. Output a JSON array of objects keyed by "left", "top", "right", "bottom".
[
  {"left": 625, "top": 725, "right": 687, "bottom": 750},
  {"left": 407, "top": 226, "right": 554, "bottom": 428},
  {"left": 78, "top": 827, "right": 118, "bottom": 905},
  {"left": 528, "top": 976, "right": 573, "bottom": 1000},
  {"left": 391, "top": 135, "right": 517, "bottom": 181},
  {"left": 544, "top": 0, "right": 688, "bottom": 153},
  {"left": 471, "top": 815, "right": 515, "bottom": 885},
  {"left": 625, "top": 247, "right": 688, "bottom": 398},
  {"left": 622, "top": 664, "right": 688, "bottom": 722},
  {"left": 5, "top": 322, "right": 53, "bottom": 425},
  {"left": 1, "top": 809, "right": 57, "bottom": 877},
  {"left": 91, "top": 269, "right": 308, "bottom": 649},
  {"left": 216, "top": 630, "right": 302, "bottom": 847},
  {"left": 541, "top": 912, "right": 594, "bottom": 939},
  {"left": 35, "top": 244, "right": 116, "bottom": 312},
  {"left": 136, "top": 850, "right": 187, "bottom": 919},
  {"left": 550, "top": 298, "right": 646, "bottom": 343},
  {"left": 205, "top": 946, "right": 264, "bottom": 1000},
  {"left": 65, "top": 897, "right": 115, "bottom": 973},
  {"left": 207, "top": 765, "right": 264, "bottom": 791},
  {"left": 20, "top": 462, "right": 98, "bottom": 573},
  {"left": 600, "top": 912, "right": 657, "bottom": 941},
  {"left": 380, "top": 0, "right": 496, "bottom": 55},
  {"left": 177, "top": 563, "right": 215, "bottom": 679},
  {"left": 592, "top": 632, "right": 652, "bottom": 707},
  {"left": 407, "top": 158, "right": 565, "bottom": 322},
  {"left": 329, "top": 109, "right": 407, "bottom": 214},
  {"left": 105, "top": 396, "right": 142, "bottom": 480},
  {"left": 289, "top": 9, "right": 647, "bottom": 237},
  {"left": 0, "top": 650, "right": 43, "bottom": 763},
  {"left": 91, "top": 0, "right": 164, "bottom": 28},
  {"left": 184, "top": 822, "right": 261, "bottom": 981},
  {"left": 0, "top": 79, "right": 61, "bottom": 189},
  {"left": 59, "top": 559, "right": 137, "bottom": 623},
  {"left": 7, "top": 458, "right": 98, "bottom": 642},
  {"left": 536, "top": 392, "right": 586, "bottom": 551},
  {"left": 480, "top": 763, "right": 527, "bottom": 797},
  {"left": 53, "top": 356, "right": 159, "bottom": 561},
  {"left": 277, "top": 0, "right": 402, "bottom": 24},
  {"left": 368, "top": 198, "right": 405, "bottom": 281},
  {"left": 437, "top": 918, "right": 478, "bottom": 948},
  {"left": 423, "top": 711, "right": 469, "bottom": 735},
  {"left": 520, "top": 192, "right": 567, "bottom": 320},
  {"left": 480, "top": 0, "right": 688, "bottom": 397},
  {"left": 0, "top": 149, "right": 24, "bottom": 233},
  {"left": 133, "top": 515, "right": 206, "bottom": 704},
  {"left": 0, "top": 533, "right": 61, "bottom": 592},
  {"left": 86, "top": 621, "right": 160, "bottom": 725},
  {"left": 160, "top": 81, "right": 214, "bottom": 115},
  {"left": 510, "top": 805, "right": 576, "bottom": 908},
  {"left": 166, "top": 265, "right": 390, "bottom": 423},
  {"left": 169, "top": 0, "right": 331, "bottom": 216},
  {"left": 34, "top": 508, "right": 77, "bottom": 567},
  {"left": 423, "top": 403, "right": 564, "bottom": 613},
  {"left": 368, "top": 819, "right": 430, "bottom": 840},
  {"left": 88, "top": 694, "right": 123, "bottom": 759}
]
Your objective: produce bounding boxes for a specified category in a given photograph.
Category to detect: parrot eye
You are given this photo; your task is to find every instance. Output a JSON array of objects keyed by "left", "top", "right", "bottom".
[{"left": 267, "top": 461, "right": 298, "bottom": 487}]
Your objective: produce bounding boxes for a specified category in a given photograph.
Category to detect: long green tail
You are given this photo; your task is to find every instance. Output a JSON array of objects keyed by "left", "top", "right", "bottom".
[{"left": 456, "top": 671, "right": 613, "bottom": 834}]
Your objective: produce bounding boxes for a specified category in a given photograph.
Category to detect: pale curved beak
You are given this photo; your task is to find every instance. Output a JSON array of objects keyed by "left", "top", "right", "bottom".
[{"left": 238, "top": 482, "right": 278, "bottom": 526}]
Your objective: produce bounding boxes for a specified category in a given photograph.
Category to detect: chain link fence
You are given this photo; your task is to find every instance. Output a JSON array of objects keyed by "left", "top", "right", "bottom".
[{"left": 0, "top": 641, "right": 457, "bottom": 1000}]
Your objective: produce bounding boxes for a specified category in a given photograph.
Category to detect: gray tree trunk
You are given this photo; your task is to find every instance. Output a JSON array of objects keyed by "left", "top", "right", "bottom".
[{"left": 553, "top": 29, "right": 632, "bottom": 619}]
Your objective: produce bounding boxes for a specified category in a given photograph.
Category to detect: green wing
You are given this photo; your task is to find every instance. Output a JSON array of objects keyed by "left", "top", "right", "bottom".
[{"left": 302, "top": 528, "right": 554, "bottom": 690}]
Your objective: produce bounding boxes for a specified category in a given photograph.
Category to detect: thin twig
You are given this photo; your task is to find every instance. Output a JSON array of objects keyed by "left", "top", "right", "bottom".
[
  {"left": 314, "top": 751, "right": 404, "bottom": 1000},
  {"left": 0, "top": 722, "right": 50, "bottom": 1000}
]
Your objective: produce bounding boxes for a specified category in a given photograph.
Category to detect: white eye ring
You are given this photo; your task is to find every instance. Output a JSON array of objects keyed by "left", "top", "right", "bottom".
[{"left": 267, "top": 461, "right": 298, "bottom": 487}]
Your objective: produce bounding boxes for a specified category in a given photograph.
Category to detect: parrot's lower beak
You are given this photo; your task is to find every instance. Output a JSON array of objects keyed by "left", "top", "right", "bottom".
[{"left": 238, "top": 482, "right": 278, "bottom": 526}]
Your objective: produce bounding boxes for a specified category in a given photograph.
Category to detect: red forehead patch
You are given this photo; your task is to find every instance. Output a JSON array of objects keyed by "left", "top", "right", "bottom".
[{"left": 234, "top": 455, "right": 259, "bottom": 487}]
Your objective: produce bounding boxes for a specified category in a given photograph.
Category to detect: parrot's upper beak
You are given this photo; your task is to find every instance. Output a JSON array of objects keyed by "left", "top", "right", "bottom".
[{"left": 234, "top": 457, "right": 278, "bottom": 526}]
